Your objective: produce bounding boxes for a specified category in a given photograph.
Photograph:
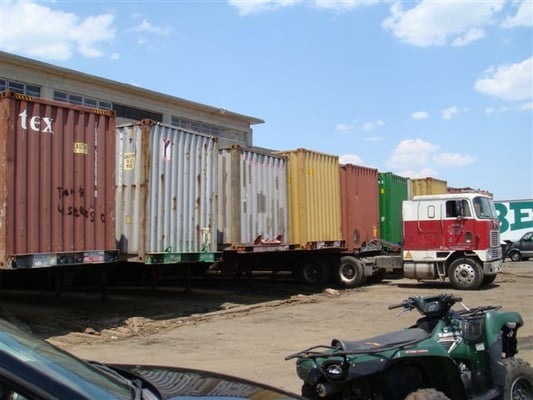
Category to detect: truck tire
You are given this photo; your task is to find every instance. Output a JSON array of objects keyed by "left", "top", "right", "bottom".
[
  {"left": 404, "top": 389, "right": 450, "bottom": 400},
  {"left": 296, "top": 259, "right": 330, "bottom": 285},
  {"left": 448, "top": 258, "right": 483, "bottom": 290},
  {"left": 502, "top": 358, "right": 533, "bottom": 400},
  {"left": 335, "top": 256, "right": 367, "bottom": 288}
]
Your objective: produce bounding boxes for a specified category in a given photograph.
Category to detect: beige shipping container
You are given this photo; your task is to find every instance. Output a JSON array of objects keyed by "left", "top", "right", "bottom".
[
  {"left": 280, "top": 148, "right": 342, "bottom": 247},
  {"left": 0, "top": 91, "right": 117, "bottom": 269},
  {"left": 410, "top": 177, "right": 448, "bottom": 198}
]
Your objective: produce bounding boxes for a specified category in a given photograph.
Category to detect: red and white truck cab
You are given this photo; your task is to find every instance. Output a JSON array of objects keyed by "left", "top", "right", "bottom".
[{"left": 401, "top": 193, "right": 503, "bottom": 290}]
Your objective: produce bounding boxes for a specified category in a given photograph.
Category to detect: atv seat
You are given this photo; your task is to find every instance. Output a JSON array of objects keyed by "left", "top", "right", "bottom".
[{"left": 332, "top": 328, "right": 429, "bottom": 352}]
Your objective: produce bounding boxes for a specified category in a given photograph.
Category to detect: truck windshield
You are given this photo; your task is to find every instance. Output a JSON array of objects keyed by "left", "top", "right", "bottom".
[{"left": 473, "top": 196, "right": 497, "bottom": 219}]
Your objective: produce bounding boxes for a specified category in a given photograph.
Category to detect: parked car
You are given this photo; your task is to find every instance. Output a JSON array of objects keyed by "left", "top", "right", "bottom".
[
  {"left": 506, "top": 231, "right": 533, "bottom": 262},
  {"left": 0, "top": 318, "right": 299, "bottom": 400}
]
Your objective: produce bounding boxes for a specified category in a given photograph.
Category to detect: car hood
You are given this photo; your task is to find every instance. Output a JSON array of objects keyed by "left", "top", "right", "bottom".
[{"left": 110, "top": 364, "right": 300, "bottom": 400}]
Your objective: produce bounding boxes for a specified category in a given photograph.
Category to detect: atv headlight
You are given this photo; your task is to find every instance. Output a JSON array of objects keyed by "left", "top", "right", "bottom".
[{"left": 321, "top": 360, "right": 346, "bottom": 380}]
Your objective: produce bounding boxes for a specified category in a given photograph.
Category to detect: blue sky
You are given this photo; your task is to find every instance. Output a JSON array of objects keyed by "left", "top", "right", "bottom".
[{"left": 1, "top": 0, "right": 532, "bottom": 201}]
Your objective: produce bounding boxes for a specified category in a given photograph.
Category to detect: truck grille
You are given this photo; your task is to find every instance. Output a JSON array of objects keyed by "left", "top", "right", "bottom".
[{"left": 490, "top": 230, "right": 500, "bottom": 248}]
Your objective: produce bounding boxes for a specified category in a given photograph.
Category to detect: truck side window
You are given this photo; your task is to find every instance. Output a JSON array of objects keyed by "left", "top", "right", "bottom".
[{"left": 446, "top": 201, "right": 458, "bottom": 218}]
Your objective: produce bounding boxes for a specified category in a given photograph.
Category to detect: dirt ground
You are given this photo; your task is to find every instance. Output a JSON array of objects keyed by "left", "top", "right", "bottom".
[{"left": 1, "top": 261, "right": 532, "bottom": 394}]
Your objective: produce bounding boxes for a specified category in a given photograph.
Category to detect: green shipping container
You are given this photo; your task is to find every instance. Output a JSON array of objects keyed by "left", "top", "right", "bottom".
[{"left": 378, "top": 172, "right": 408, "bottom": 246}]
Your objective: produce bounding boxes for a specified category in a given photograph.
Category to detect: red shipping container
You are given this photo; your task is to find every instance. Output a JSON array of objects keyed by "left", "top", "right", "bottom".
[
  {"left": 339, "top": 164, "right": 380, "bottom": 251},
  {"left": 0, "top": 91, "right": 117, "bottom": 268}
]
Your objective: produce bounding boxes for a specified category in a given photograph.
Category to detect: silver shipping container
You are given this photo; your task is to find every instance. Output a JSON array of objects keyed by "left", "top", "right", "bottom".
[
  {"left": 217, "top": 145, "right": 288, "bottom": 247},
  {"left": 116, "top": 120, "right": 217, "bottom": 263}
]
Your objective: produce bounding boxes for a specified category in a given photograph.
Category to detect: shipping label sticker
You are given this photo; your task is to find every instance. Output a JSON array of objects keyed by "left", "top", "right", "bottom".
[
  {"left": 73, "top": 142, "right": 88, "bottom": 155},
  {"left": 162, "top": 138, "right": 172, "bottom": 161},
  {"left": 124, "top": 153, "right": 135, "bottom": 170}
]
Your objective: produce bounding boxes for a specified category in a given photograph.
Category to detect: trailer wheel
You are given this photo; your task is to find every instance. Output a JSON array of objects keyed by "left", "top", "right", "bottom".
[
  {"left": 336, "top": 256, "right": 367, "bottom": 288},
  {"left": 448, "top": 258, "right": 483, "bottom": 290},
  {"left": 296, "top": 259, "right": 330, "bottom": 285}
]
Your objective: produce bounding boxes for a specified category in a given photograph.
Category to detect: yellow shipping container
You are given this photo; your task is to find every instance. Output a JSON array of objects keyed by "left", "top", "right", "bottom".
[
  {"left": 410, "top": 177, "right": 448, "bottom": 197},
  {"left": 280, "top": 148, "right": 342, "bottom": 246}
]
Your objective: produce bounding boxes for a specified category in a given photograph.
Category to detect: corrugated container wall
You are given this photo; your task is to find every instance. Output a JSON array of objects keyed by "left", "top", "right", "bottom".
[
  {"left": 378, "top": 172, "right": 408, "bottom": 245},
  {"left": 0, "top": 91, "right": 116, "bottom": 268},
  {"left": 217, "top": 145, "right": 288, "bottom": 248},
  {"left": 339, "top": 164, "right": 379, "bottom": 251},
  {"left": 115, "top": 120, "right": 217, "bottom": 262},
  {"left": 409, "top": 177, "right": 447, "bottom": 198},
  {"left": 281, "top": 149, "right": 342, "bottom": 246}
]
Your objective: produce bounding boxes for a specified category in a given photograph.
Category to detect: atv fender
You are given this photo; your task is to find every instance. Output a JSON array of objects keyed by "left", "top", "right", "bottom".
[{"left": 385, "top": 356, "right": 467, "bottom": 399}]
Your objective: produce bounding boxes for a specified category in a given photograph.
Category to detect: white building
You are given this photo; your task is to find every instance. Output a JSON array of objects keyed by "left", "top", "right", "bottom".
[{"left": 0, "top": 51, "right": 263, "bottom": 146}]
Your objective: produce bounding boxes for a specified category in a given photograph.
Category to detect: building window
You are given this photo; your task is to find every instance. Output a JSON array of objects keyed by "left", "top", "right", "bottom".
[
  {"left": 0, "top": 78, "right": 40, "bottom": 96},
  {"left": 113, "top": 103, "right": 162, "bottom": 122},
  {"left": 53, "top": 90, "right": 112, "bottom": 110}
]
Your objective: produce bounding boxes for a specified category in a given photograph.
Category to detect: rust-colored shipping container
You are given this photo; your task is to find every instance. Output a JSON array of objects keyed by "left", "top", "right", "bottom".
[
  {"left": 280, "top": 148, "right": 342, "bottom": 247},
  {"left": 339, "top": 164, "right": 379, "bottom": 251},
  {"left": 409, "top": 177, "right": 448, "bottom": 198},
  {"left": 0, "top": 91, "right": 117, "bottom": 269}
]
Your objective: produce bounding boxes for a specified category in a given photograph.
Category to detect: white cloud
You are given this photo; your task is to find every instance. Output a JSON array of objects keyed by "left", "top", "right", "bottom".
[
  {"left": 336, "top": 123, "right": 354, "bottom": 133},
  {"left": 502, "top": 0, "right": 533, "bottom": 28},
  {"left": 0, "top": 0, "right": 115, "bottom": 60},
  {"left": 382, "top": 1, "right": 504, "bottom": 47},
  {"left": 385, "top": 138, "right": 439, "bottom": 169},
  {"left": 475, "top": 57, "right": 533, "bottom": 101},
  {"left": 433, "top": 153, "right": 477, "bottom": 168},
  {"left": 313, "top": 0, "right": 379, "bottom": 12},
  {"left": 362, "top": 119, "right": 385, "bottom": 132},
  {"left": 132, "top": 19, "right": 172, "bottom": 36},
  {"left": 398, "top": 167, "right": 439, "bottom": 179},
  {"left": 441, "top": 106, "right": 459, "bottom": 120},
  {"left": 339, "top": 154, "right": 364, "bottom": 165},
  {"left": 411, "top": 111, "right": 429, "bottom": 120},
  {"left": 229, "top": 0, "right": 302, "bottom": 15}
]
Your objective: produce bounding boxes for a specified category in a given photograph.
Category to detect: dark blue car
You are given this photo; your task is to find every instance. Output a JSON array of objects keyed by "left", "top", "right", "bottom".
[{"left": 0, "top": 319, "right": 300, "bottom": 400}]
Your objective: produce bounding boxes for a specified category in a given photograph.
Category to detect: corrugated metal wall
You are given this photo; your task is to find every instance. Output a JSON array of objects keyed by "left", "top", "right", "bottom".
[
  {"left": 115, "top": 120, "right": 217, "bottom": 261},
  {"left": 340, "top": 164, "right": 379, "bottom": 251},
  {"left": 281, "top": 149, "right": 342, "bottom": 246},
  {"left": 0, "top": 91, "right": 116, "bottom": 268},
  {"left": 409, "top": 177, "right": 448, "bottom": 197},
  {"left": 378, "top": 172, "right": 409, "bottom": 245},
  {"left": 217, "top": 145, "right": 288, "bottom": 247}
]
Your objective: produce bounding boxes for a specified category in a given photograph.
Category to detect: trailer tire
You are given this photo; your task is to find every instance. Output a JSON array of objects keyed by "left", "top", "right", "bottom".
[
  {"left": 448, "top": 258, "right": 483, "bottom": 290},
  {"left": 296, "top": 259, "right": 331, "bottom": 285},
  {"left": 336, "top": 256, "right": 367, "bottom": 288}
]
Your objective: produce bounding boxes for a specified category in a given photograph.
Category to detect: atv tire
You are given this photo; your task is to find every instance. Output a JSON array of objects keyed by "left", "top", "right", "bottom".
[
  {"left": 301, "top": 383, "right": 318, "bottom": 400},
  {"left": 404, "top": 388, "right": 450, "bottom": 399},
  {"left": 503, "top": 357, "right": 533, "bottom": 400}
]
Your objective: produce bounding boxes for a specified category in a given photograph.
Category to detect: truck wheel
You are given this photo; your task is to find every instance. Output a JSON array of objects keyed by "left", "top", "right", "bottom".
[
  {"left": 503, "top": 358, "right": 533, "bottom": 400},
  {"left": 404, "top": 389, "right": 450, "bottom": 399},
  {"left": 509, "top": 251, "right": 522, "bottom": 262},
  {"left": 296, "top": 259, "right": 330, "bottom": 285},
  {"left": 335, "top": 256, "right": 367, "bottom": 288},
  {"left": 448, "top": 258, "right": 483, "bottom": 290}
]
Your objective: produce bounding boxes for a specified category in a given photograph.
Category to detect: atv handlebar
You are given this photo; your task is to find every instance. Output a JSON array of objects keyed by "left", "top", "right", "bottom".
[{"left": 388, "top": 294, "right": 463, "bottom": 317}]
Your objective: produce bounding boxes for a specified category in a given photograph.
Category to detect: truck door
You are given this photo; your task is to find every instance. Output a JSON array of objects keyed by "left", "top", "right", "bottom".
[{"left": 442, "top": 199, "right": 474, "bottom": 249}]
